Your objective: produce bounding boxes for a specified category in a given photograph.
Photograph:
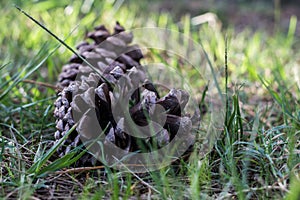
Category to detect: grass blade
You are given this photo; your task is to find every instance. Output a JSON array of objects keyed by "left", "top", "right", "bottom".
[
  {"left": 0, "top": 44, "right": 60, "bottom": 100},
  {"left": 15, "top": 5, "right": 110, "bottom": 84},
  {"left": 27, "top": 122, "right": 77, "bottom": 175}
]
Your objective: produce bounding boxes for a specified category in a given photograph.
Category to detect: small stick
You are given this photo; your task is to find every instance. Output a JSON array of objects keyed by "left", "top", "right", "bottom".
[
  {"left": 54, "top": 165, "right": 106, "bottom": 174},
  {"left": 23, "top": 79, "right": 60, "bottom": 91},
  {"left": 53, "top": 162, "right": 178, "bottom": 175}
]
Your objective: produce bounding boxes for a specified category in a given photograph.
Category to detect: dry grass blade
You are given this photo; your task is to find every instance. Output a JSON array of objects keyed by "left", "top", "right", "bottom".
[
  {"left": 54, "top": 166, "right": 106, "bottom": 174},
  {"left": 22, "top": 79, "right": 59, "bottom": 91}
]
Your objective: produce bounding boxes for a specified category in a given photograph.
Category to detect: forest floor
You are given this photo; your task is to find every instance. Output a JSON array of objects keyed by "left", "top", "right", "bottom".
[{"left": 0, "top": 1, "right": 299, "bottom": 199}]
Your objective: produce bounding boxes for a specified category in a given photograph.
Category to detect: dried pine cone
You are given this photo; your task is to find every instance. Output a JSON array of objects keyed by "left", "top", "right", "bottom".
[
  {"left": 54, "top": 22, "right": 195, "bottom": 167},
  {"left": 57, "top": 22, "right": 142, "bottom": 89}
]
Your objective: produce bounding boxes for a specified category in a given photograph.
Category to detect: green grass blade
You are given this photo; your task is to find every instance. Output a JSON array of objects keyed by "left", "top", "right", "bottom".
[
  {"left": 285, "top": 177, "right": 300, "bottom": 200},
  {"left": 36, "top": 148, "right": 86, "bottom": 177},
  {"left": 10, "top": 96, "right": 56, "bottom": 113},
  {"left": 15, "top": 5, "right": 109, "bottom": 83},
  {"left": 27, "top": 122, "right": 77, "bottom": 175},
  {"left": 0, "top": 62, "right": 10, "bottom": 72},
  {"left": 0, "top": 44, "right": 60, "bottom": 100}
]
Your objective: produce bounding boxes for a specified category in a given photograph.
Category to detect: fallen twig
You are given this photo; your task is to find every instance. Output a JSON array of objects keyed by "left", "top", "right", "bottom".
[
  {"left": 23, "top": 79, "right": 60, "bottom": 91},
  {"left": 54, "top": 165, "right": 106, "bottom": 174}
]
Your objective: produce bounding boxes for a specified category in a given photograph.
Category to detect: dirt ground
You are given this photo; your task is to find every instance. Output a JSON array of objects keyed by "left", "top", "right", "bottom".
[{"left": 148, "top": 0, "right": 300, "bottom": 36}]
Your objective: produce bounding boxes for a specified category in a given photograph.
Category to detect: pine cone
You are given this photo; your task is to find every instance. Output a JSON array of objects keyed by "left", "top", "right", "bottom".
[
  {"left": 57, "top": 22, "right": 142, "bottom": 89},
  {"left": 54, "top": 22, "right": 195, "bottom": 167}
]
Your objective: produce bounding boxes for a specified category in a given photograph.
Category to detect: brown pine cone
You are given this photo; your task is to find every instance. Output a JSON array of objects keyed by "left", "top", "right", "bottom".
[
  {"left": 57, "top": 22, "right": 143, "bottom": 89},
  {"left": 54, "top": 22, "right": 195, "bottom": 167}
]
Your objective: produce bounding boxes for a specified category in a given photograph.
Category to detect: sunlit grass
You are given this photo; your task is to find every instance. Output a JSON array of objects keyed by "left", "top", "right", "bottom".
[{"left": 0, "top": 0, "right": 299, "bottom": 199}]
